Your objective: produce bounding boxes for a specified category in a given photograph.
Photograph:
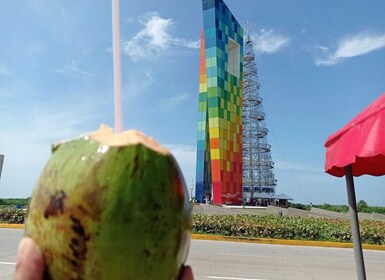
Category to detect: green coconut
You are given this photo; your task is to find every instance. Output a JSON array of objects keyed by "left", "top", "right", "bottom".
[{"left": 25, "top": 125, "right": 191, "bottom": 279}]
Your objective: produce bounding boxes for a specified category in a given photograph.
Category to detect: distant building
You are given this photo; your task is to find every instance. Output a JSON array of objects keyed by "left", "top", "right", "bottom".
[
  {"left": 195, "top": 0, "right": 243, "bottom": 204},
  {"left": 253, "top": 193, "right": 293, "bottom": 208}
]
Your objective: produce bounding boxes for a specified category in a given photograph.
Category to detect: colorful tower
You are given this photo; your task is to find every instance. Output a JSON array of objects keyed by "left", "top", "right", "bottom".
[{"left": 195, "top": 0, "right": 243, "bottom": 205}]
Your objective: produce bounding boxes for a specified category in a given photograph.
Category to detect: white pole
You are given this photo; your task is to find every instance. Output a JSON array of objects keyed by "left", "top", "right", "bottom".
[
  {"left": 0, "top": 154, "right": 4, "bottom": 180},
  {"left": 112, "top": 0, "right": 123, "bottom": 133}
]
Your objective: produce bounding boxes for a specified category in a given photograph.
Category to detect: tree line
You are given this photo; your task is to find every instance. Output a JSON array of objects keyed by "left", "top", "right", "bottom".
[
  {"left": 1, "top": 198, "right": 385, "bottom": 214},
  {"left": 0, "top": 198, "right": 29, "bottom": 207},
  {"left": 289, "top": 200, "right": 385, "bottom": 214}
]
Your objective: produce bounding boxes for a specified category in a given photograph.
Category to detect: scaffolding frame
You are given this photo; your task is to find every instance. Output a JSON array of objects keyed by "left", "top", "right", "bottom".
[{"left": 242, "top": 34, "right": 277, "bottom": 202}]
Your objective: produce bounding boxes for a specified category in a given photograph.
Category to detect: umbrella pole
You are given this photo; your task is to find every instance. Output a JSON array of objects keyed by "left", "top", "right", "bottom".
[{"left": 345, "top": 164, "right": 366, "bottom": 280}]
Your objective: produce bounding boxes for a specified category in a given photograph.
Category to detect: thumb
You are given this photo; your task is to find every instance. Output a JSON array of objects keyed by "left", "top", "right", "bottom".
[
  {"left": 180, "top": 265, "right": 194, "bottom": 280},
  {"left": 14, "top": 237, "right": 44, "bottom": 280}
]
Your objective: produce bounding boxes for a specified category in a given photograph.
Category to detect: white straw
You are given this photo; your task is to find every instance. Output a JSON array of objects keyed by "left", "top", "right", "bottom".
[{"left": 112, "top": 0, "right": 123, "bottom": 133}]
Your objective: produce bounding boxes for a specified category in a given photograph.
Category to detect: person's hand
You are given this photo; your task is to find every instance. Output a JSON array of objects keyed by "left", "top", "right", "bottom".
[
  {"left": 180, "top": 265, "right": 194, "bottom": 280},
  {"left": 14, "top": 237, "right": 44, "bottom": 280},
  {"left": 14, "top": 237, "right": 194, "bottom": 280}
]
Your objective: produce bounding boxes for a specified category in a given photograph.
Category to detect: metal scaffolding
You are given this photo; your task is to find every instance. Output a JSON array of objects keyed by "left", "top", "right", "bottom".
[{"left": 242, "top": 34, "right": 277, "bottom": 201}]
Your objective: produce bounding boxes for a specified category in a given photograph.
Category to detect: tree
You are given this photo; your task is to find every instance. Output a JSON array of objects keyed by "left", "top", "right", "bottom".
[{"left": 357, "top": 200, "right": 368, "bottom": 212}]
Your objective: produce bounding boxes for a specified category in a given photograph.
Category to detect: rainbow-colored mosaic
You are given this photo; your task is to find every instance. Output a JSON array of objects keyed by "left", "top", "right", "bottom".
[{"left": 195, "top": 0, "right": 243, "bottom": 205}]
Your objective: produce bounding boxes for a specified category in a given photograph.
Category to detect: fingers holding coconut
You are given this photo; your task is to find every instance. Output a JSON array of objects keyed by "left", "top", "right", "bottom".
[
  {"left": 13, "top": 238, "right": 194, "bottom": 280},
  {"left": 180, "top": 266, "right": 194, "bottom": 280},
  {"left": 14, "top": 237, "right": 44, "bottom": 280}
]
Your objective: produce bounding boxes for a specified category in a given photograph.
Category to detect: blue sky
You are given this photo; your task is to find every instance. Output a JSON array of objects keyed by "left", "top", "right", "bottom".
[{"left": 1, "top": 0, "right": 385, "bottom": 206}]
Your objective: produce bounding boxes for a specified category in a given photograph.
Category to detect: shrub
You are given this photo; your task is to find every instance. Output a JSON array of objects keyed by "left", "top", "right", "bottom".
[
  {"left": 314, "top": 203, "right": 349, "bottom": 213},
  {"left": 288, "top": 202, "right": 310, "bottom": 211},
  {"left": 192, "top": 214, "right": 385, "bottom": 245},
  {"left": 0, "top": 209, "right": 27, "bottom": 224},
  {"left": 2, "top": 209, "right": 385, "bottom": 245}
]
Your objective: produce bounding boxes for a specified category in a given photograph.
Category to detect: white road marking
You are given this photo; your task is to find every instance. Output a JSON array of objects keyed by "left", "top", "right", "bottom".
[
  {"left": 217, "top": 252, "right": 289, "bottom": 259},
  {"left": 0, "top": 261, "right": 16, "bottom": 265},
  {"left": 206, "top": 276, "right": 268, "bottom": 280},
  {"left": 217, "top": 253, "right": 261, "bottom": 257}
]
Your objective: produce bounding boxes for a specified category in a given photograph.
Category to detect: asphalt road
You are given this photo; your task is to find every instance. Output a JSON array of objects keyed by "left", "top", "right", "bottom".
[
  {"left": 1, "top": 228, "right": 385, "bottom": 280},
  {"left": 0, "top": 228, "right": 23, "bottom": 280},
  {"left": 186, "top": 239, "right": 385, "bottom": 280}
]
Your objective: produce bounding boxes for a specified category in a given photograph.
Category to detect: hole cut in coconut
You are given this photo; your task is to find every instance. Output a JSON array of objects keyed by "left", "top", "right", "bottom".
[{"left": 52, "top": 124, "right": 170, "bottom": 155}]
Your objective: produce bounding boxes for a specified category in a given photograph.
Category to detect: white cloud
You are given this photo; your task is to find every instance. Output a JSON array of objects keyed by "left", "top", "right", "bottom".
[
  {"left": 124, "top": 70, "right": 156, "bottom": 98},
  {"left": 25, "top": 42, "right": 44, "bottom": 56},
  {"left": 275, "top": 160, "right": 322, "bottom": 173},
  {"left": 166, "top": 144, "right": 196, "bottom": 188},
  {"left": 251, "top": 29, "right": 290, "bottom": 54},
  {"left": 173, "top": 38, "right": 200, "bottom": 49},
  {"left": 123, "top": 13, "right": 199, "bottom": 61},
  {"left": 159, "top": 93, "right": 190, "bottom": 110},
  {"left": 0, "top": 87, "right": 110, "bottom": 197},
  {"left": 27, "top": 1, "right": 76, "bottom": 42},
  {"left": 313, "top": 45, "right": 329, "bottom": 53},
  {"left": 315, "top": 32, "right": 385, "bottom": 66},
  {"left": 0, "top": 64, "right": 11, "bottom": 76},
  {"left": 54, "top": 60, "right": 96, "bottom": 78},
  {"left": 143, "top": 69, "right": 158, "bottom": 84},
  {"left": 29, "top": 108, "right": 92, "bottom": 142},
  {"left": 0, "top": 106, "right": 94, "bottom": 197}
]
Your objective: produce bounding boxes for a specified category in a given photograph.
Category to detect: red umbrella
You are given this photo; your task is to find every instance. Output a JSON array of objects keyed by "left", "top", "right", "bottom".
[
  {"left": 325, "top": 92, "right": 385, "bottom": 176},
  {"left": 324, "top": 92, "right": 385, "bottom": 280}
]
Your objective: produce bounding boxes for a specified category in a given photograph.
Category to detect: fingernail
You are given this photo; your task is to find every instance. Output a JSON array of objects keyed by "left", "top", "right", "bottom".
[
  {"left": 16, "top": 238, "right": 31, "bottom": 262},
  {"left": 17, "top": 237, "right": 41, "bottom": 263}
]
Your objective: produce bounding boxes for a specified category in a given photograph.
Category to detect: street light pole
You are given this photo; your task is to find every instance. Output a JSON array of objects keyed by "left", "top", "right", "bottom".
[
  {"left": 0, "top": 154, "right": 4, "bottom": 181},
  {"left": 190, "top": 179, "right": 194, "bottom": 202}
]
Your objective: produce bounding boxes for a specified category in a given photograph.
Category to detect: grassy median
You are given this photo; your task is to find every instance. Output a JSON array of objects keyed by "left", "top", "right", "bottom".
[{"left": 2, "top": 209, "right": 385, "bottom": 245}]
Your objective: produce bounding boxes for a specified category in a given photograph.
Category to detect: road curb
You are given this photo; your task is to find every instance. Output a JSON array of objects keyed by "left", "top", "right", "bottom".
[
  {"left": 1, "top": 224, "right": 384, "bottom": 251},
  {"left": 0, "top": 224, "right": 24, "bottom": 229},
  {"left": 192, "top": 234, "right": 385, "bottom": 251}
]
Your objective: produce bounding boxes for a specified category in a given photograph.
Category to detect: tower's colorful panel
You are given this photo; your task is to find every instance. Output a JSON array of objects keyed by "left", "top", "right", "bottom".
[{"left": 196, "top": 0, "right": 243, "bottom": 204}]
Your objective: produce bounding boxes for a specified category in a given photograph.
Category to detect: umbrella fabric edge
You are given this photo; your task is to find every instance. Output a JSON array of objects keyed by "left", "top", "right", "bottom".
[{"left": 326, "top": 154, "right": 385, "bottom": 177}]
